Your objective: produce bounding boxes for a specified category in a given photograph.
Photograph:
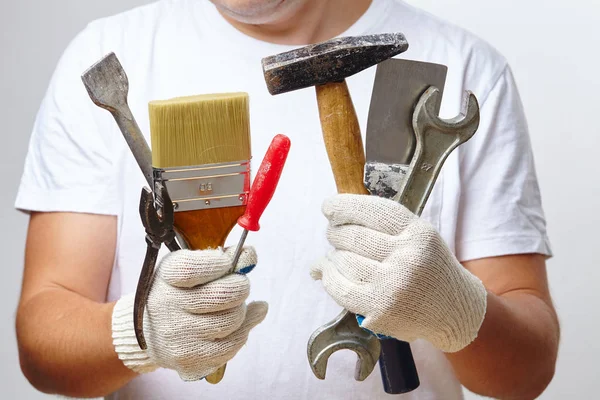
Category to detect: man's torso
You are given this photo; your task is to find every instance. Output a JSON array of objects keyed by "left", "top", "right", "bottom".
[{"left": 62, "top": 0, "right": 507, "bottom": 398}]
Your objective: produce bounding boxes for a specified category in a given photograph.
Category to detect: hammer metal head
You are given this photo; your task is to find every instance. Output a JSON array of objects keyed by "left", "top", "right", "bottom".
[{"left": 262, "top": 33, "right": 409, "bottom": 95}]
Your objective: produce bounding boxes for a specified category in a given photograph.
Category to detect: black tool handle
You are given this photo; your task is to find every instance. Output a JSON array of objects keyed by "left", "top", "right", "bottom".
[{"left": 379, "top": 339, "right": 420, "bottom": 394}]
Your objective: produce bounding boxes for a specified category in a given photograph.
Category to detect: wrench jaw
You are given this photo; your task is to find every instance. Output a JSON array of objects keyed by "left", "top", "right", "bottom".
[
  {"left": 456, "top": 91, "right": 480, "bottom": 133},
  {"left": 307, "top": 311, "right": 382, "bottom": 382},
  {"left": 393, "top": 87, "right": 481, "bottom": 212},
  {"left": 414, "top": 87, "right": 480, "bottom": 143}
]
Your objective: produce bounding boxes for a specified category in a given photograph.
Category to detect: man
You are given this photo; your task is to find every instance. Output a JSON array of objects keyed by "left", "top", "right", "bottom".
[{"left": 14, "top": 0, "right": 559, "bottom": 399}]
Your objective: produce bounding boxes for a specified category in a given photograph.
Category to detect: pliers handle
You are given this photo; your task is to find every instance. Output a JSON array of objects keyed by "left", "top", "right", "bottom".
[{"left": 133, "top": 184, "right": 180, "bottom": 350}]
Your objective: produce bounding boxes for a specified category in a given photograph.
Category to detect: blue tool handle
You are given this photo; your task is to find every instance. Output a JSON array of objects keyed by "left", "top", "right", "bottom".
[{"left": 379, "top": 338, "right": 420, "bottom": 394}]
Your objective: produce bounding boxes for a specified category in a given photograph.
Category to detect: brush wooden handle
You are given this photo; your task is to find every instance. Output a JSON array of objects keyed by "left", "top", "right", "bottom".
[
  {"left": 174, "top": 207, "right": 246, "bottom": 249},
  {"left": 173, "top": 205, "right": 246, "bottom": 384},
  {"left": 315, "top": 80, "right": 419, "bottom": 394},
  {"left": 315, "top": 81, "right": 369, "bottom": 195}
]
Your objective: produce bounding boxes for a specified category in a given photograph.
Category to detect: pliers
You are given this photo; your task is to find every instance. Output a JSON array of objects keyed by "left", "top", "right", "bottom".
[{"left": 134, "top": 183, "right": 181, "bottom": 350}]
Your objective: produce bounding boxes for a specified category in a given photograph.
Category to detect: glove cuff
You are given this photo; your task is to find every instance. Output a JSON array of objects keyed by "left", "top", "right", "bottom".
[
  {"left": 455, "top": 271, "right": 488, "bottom": 350},
  {"left": 112, "top": 293, "right": 158, "bottom": 374}
]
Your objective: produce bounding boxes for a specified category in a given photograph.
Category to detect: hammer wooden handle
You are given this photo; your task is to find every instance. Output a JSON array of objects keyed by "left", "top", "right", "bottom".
[
  {"left": 316, "top": 81, "right": 369, "bottom": 195},
  {"left": 315, "top": 80, "right": 419, "bottom": 394}
]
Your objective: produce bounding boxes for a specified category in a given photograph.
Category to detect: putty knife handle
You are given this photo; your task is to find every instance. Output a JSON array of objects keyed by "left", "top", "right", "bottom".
[{"left": 379, "top": 339, "right": 420, "bottom": 394}]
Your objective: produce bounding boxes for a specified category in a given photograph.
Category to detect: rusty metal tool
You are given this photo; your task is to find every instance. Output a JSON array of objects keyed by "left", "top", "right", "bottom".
[
  {"left": 262, "top": 33, "right": 410, "bottom": 385},
  {"left": 81, "top": 54, "right": 183, "bottom": 249},
  {"left": 363, "top": 58, "right": 447, "bottom": 394},
  {"left": 81, "top": 53, "right": 181, "bottom": 253},
  {"left": 135, "top": 184, "right": 179, "bottom": 349},
  {"left": 82, "top": 54, "right": 182, "bottom": 349},
  {"left": 82, "top": 53, "right": 154, "bottom": 189}
]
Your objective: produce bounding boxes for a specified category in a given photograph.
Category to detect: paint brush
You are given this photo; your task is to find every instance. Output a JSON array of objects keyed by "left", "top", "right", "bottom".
[{"left": 149, "top": 92, "right": 251, "bottom": 384}]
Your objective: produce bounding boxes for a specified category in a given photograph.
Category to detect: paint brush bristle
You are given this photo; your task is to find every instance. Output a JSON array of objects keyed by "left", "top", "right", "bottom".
[{"left": 149, "top": 92, "right": 251, "bottom": 168}]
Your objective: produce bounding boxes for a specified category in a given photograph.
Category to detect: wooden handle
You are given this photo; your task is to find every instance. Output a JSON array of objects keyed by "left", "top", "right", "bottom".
[
  {"left": 173, "top": 206, "right": 246, "bottom": 249},
  {"left": 316, "top": 81, "right": 369, "bottom": 195},
  {"left": 173, "top": 205, "right": 246, "bottom": 384}
]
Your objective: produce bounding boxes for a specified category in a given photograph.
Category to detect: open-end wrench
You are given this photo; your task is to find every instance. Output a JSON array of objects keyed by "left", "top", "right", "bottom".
[
  {"left": 393, "top": 87, "right": 480, "bottom": 210},
  {"left": 308, "top": 307, "right": 382, "bottom": 381},
  {"left": 307, "top": 87, "right": 480, "bottom": 384}
]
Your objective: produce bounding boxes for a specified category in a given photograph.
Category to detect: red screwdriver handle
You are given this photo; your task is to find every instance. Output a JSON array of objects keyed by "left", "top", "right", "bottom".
[{"left": 238, "top": 134, "right": 291, "bottom": 232}]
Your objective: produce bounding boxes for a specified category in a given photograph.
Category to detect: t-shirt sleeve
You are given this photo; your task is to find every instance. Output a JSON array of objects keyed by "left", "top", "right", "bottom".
[
  {"left": 14, "top": 26, "right": 119, "bottom": 216},
  {"left": 455, "top": 65, "right": 552, "bottom": 262}
]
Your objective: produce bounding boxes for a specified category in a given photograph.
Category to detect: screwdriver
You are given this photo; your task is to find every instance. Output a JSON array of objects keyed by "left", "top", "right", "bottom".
[{"left": 230, "top": 134, "right": 291, "bottom": 270}]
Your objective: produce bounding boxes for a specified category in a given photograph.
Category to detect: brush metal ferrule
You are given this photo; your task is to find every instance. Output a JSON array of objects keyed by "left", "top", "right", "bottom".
[{"left": 154, "top": 160, "right": 250, "bottom": 212}]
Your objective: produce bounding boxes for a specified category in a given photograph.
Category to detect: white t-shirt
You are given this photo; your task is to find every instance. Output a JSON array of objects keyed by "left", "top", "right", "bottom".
[{"left": 15, "top": 0, "right": 552, "bottom": 399}]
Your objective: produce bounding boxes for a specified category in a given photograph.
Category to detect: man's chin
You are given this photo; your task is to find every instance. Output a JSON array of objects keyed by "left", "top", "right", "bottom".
[{"left": 209, "top": 0, "right": 299, "bottom": 24}]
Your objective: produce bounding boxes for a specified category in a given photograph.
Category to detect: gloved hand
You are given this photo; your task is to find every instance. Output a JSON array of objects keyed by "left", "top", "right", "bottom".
[
  {"left": 111, "top": 246, "right": 268, "bottom": 380},
  {"left": 311, "top": 194, "right": 487, "bottom": 353}
]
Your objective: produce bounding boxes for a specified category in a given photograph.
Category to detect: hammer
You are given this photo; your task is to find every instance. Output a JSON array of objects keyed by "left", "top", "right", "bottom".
[{"left": 262, "top": 33, "right": 418, "bottom": 393}]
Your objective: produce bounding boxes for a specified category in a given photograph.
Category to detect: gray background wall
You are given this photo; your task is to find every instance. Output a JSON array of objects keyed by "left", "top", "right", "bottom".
[{"left": 1, "top": 0, "right": 598, "bottom": 398}]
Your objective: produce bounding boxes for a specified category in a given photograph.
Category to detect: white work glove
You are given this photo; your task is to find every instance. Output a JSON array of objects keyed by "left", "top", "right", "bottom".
[
  {"left": 311, "top": 194, "right": 487, "bottom": 352},
  {"left": 111, "top": 246, "right": 268, "bottom": 380}
]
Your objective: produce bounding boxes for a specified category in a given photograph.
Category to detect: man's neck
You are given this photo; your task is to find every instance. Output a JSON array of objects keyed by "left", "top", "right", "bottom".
[{"left": 218, "top": 0, "right": 373, "bottom": 45}]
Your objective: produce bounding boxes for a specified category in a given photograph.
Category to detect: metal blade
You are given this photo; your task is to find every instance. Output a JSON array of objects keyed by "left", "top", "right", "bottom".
[
  {"left": 365, "top": 59, "right": 447, "bottom": 198},
  {"left": 82, "top": 53, "right": 154, "bottom": 188}
]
